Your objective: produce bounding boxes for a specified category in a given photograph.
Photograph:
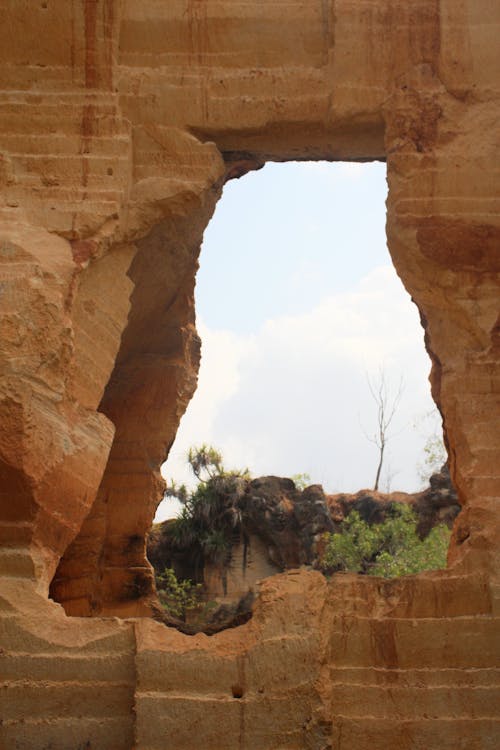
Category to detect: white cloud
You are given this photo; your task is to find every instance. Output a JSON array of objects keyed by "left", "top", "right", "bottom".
[
  {"left": 156, "top": 264, "right": 438, "bottom": 522},
  {"left": 299, "top": 160, "right": 368, "bottom": 181},
  {"left": 157, "top": 326, "right": 252, "bottom": 520}
]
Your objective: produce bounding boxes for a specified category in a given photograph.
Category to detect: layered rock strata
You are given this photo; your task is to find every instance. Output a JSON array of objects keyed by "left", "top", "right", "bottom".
[{"left": 0, "top": 1, "right": 499, "bottom": 748}]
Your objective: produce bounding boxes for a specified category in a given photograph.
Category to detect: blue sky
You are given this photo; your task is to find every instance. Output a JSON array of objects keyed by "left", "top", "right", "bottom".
[
  {"left": 196, "top": 161, "right": 390, "bottom": 332},
  {"left": 156, "top": 162, "right": 441, "bottom": 521}
]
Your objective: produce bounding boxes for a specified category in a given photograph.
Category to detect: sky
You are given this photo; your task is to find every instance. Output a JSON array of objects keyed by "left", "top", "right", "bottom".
[{"left": 155, "top": 161, "right": 442, "bottom": 522}]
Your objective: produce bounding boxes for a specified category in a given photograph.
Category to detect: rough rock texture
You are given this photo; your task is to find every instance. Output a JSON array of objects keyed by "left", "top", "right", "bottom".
[
  {"left": 148, "top": 469, "right": 459, "bottom": 615},
  {"left": 147, "top": 476, "right": 335, "bottom": 615},
  {"left": 0, "top": 2, "right": 499, "bottom": 748},
  {"left": 328, "top": 464, "right": 461, "bottom": 537},
  {"left": 244, "top": 477, "right": 335, "bottom": 567}
]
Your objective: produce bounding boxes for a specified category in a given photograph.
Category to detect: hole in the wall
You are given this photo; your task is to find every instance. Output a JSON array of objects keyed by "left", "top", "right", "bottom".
[
  {"left": 231, "top": 684, "right": 245, "bottom": 699},
  {"left": 148, "top": 161, "right": 459, "bottom": 634},
  {"left": 160, "top": 162, "right": 433, "bottom": 495},
  {"left": 46, "top": 159, "right": 460, "bottom": 629}
]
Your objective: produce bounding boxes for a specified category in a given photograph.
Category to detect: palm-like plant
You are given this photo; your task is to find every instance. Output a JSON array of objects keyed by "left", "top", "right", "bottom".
[{"left": 163, "top": 446, "right": 250, "bottom": 564}]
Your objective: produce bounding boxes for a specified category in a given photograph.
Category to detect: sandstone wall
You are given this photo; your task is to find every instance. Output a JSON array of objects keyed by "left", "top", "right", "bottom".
[
  {"left": 203, "top": 533, "right": 280, "bottom": 603},
  {"left": 0, "top": 1, "right": 499, "bottom": 748}
]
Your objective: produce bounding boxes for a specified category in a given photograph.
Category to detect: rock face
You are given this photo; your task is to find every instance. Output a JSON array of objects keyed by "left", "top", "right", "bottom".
[
  {"left": 244, "top": 477, "right": 335, "bottom": 568},
  {"left": 148, "top": 476, "right": 335, "bottom": 616},
  {"left": 0, "top": 2, "right": 499, "bottom": 749},
  {"left": 148, "top": 469, "right": 459, "bottom": 617},
  {"left": 328, "top": 464, "right": 460, "bottom": 537}
]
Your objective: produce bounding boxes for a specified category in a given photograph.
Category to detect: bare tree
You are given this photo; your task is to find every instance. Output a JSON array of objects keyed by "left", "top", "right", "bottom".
[{"left": 364, "top": 369, "right": 404, "bottom": 492}]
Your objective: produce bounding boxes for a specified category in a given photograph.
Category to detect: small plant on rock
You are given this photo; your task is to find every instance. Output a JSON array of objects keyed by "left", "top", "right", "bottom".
[
  {"left": 290, "top": 472, "right": 312, "bottom": 491},
  {"left": 155, "top": 567, "right": 202, "bottom": 620}
]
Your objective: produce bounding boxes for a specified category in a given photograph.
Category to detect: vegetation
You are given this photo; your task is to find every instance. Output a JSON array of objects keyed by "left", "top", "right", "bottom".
[
  {"left": 414, "top": 407, "right": 448, "bottom": 485},
  {"left": 164, "top": 445, "right": 250, "bottom": 568},
  {"left": 319, "top": 503, "right": 450, "bottom": 578},
  {"left": 159, "top": 445, "right": 450, "bottom": 604},
  {"left": 155, "top": 567, "right": 202, "bottom": 619},
  {"left": 419, "top": 433, "right": 447, "bottom": 485},
  {"left": 291, "top": 472, "right": 312, "bottom": 491}
]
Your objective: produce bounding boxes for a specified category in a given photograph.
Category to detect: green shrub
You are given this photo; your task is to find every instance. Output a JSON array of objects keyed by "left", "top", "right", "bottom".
[
  {"left": 319, "top": 504, "right": 450, "bottom": 578},
  {"left": 155, "top": 567, "right": 201, "bottom": 620}
]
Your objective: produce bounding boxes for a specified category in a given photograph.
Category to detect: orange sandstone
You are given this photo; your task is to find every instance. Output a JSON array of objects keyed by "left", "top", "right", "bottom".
[{"left": 0, "top": 2, "right": 498, "bottom": 748}]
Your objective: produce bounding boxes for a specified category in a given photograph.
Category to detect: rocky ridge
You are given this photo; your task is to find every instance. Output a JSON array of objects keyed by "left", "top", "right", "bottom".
[{"left": 148, "top": 465, "right": 460, "bottom": 632}]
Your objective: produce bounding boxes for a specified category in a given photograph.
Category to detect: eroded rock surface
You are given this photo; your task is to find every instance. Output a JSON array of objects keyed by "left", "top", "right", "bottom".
[
  {"left": 327, "top": 464, "right": 460, "bottom": 536},
  {"left": 0, "top": 1, "right": 499, "bottom": 748},
  {"left": 148, "top": 468, "right": 460, "bottom": 625}
]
